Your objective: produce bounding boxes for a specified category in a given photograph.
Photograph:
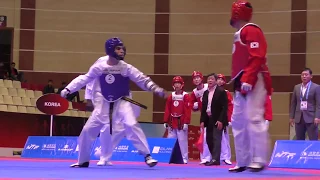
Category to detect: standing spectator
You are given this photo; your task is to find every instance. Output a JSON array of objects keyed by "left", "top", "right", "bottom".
[
  {"left": 200, "top": 73, "right": 228, "bottom": 166},
  {"left": 290, "top": 68, "right": 320, "bottom": 140},
  {"left": 43, "top": 80, "right": 55, "bottom": 94}
]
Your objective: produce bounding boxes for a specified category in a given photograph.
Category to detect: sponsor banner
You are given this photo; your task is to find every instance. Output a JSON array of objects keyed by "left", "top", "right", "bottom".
[
  {"left": 91, "top": 137, "right": 183, "bottom": 163},
  {"left": 36, "top": 93, "right": 69, "bottom": 115},
  {"left": 21, "top": 136, "right": 92, "bottom": 159},
  {"left": 22, "top": 136, "right": 183, "bottom": 163},
  {"left": 269, "top": 140, "right": 320, "bottom": 169}
]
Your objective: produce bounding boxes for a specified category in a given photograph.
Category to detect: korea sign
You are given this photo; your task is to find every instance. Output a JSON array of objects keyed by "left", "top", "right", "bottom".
[{"left": 36, "top": 93, "right": 69, "bottom": 115}]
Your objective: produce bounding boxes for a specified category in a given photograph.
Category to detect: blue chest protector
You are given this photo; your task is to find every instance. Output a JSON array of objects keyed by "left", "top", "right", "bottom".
[{"left": 99, "top": 73, "right": 130, "bottom": 102}]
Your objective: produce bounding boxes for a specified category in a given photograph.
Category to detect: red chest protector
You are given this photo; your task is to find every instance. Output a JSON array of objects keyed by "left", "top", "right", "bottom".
[
  {"left": 231, "top": 23, "right": 260, "bottom": 80},
  {"left": 171, "top": 91, "right": 188, "bottom": 117},
  {"left": 170, "top": 91, "right": 188, "bottom": 129}
]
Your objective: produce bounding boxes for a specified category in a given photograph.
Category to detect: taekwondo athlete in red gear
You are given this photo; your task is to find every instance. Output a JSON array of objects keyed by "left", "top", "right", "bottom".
[
  {"left": 228, "top": 0, "right": 272, "bottom": 172},
  {"left": 164, "top": 76, "right": 191, "bottom": 164},
  {"left": 216, "top": 74, "right": 233, "bottom": 165},
  {"left": 60, "top": 37, "right": 168, "bottom": 168},
  {"left": 189, "top": 71, "right": 211, "bottom": 164}
]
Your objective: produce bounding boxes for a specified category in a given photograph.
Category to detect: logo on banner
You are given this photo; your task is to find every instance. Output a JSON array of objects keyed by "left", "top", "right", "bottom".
[
  {"left": 114, "top": 145, "right": 129, "bottom": 153},
  {"left": 42, "top": 144, "right": 56, "bottom": 150},
  {"left": 270, "top": 140, "right": 320, "bottom": 169},
  {"left": 36, "top": 93, "right": 69, "bottom": 115},
  {"left": 58, "top": 145, "right": 74, "bottom": 152},
  {"left": 151, "top": 146, "right": 172, "bottom": 154},
  {"left": 26, "top": 144, "right": 40, "bottom": 150}
]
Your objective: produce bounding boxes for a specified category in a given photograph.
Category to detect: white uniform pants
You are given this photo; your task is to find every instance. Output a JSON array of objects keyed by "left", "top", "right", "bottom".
[
  {"left": 231, "top": 73, "right": 269, "bottom": 167},
  {"left": 98, "top": 102, "right": 141, "bottom": 162},
  {"left": 167, "top": 128, "right": 188, "bottom": 163},
  {"left": 99, "top": 122, "right": 126, "bottom": 162},
  {"left": 77, "top": 92, "right": 150, "bottom": 164},
  {"left": 200, "top": 128, "right": 211, "bottom": 162},
  {"left": 220, "top": 127, "right": 231, "bottom": 161}
]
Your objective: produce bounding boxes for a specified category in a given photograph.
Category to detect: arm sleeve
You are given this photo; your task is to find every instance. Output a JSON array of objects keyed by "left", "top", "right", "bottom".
[
  {"left": 227, "top": 91, "right": 233, "bottom": 122},
  {"left": 127, "top": 64, "right": 161, "bottom": 92},
  {"left": 163, "top": 95, "right": 172, "bottom": 123},
  {"left": 289, "top": 86, "right": 297, "bottom": 119},
  {"left": 190, "top": 91, "right": 199, "bottom": 111},
  {"left": 65, "top": 61, "right": 103, "bottom": 93},
  {"left": 84, "top": 82, "right": 94, "bottom": 100},
  {"left": 240, "top": 25, "right": 267, "bottom": 85},
  {"left": 200, "top": 91, "right": 208, "bottom": 125},
  {"left": 264, "top": 95, "right": 273, "bottom": 121},
  {"left": 219, "top": 89, "right": 229, "bottom": 126},
  {"left": 183, "top": 94, "right": 191, "bottom": 124}
]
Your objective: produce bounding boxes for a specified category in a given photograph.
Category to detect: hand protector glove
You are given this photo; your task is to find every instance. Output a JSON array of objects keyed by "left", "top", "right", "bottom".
[
  {"left": 193, "top": 102, "right": 198, "bottom": 109},
  {"left": 241, "top": 82, "right": 252, "bottom": 92},
  {"left": 164, "top": 123, "right": 169, "bottom": 129},
  {"left": 183, "top": 124, "right": 188, "bottom": 130},
  {"left": 60, "top": 88, "right": 70, "bottom": 98}
]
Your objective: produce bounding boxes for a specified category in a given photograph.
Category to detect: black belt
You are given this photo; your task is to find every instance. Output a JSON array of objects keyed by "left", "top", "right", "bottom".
[{"left": 109, "top": 102, "right": 114, "bottom": 135}]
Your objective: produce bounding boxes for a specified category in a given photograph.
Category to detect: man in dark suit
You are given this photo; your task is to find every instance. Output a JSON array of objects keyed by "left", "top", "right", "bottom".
[
  {"left": 290, "top": 68, "right": 320, "bottom": 140},
  {"left": 200, "top": 73, "right": 228, "bottom": 166}
]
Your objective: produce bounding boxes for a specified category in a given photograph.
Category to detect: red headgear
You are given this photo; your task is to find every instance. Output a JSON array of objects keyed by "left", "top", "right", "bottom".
[
  {"left": 191, "top": 71, "right": 204, "bottom": 85},
  {"left": 217, "top": 74, "right": 226, "bottom": 82},
  {"left": 230, "top": 0, "right": 253, "bottom": 26},
  {"left": 172, "top": 76, "right": 184, "bottom": 90}
]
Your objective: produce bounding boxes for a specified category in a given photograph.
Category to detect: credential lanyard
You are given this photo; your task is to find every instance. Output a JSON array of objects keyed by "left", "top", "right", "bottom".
[{"left": 300, "top": 82, "right": 311, "bottom": 101}]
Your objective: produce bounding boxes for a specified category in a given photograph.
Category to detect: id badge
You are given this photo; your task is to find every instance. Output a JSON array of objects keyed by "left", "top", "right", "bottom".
[{"left": 300, "top": 101, "right": 308, "bottom": 110}]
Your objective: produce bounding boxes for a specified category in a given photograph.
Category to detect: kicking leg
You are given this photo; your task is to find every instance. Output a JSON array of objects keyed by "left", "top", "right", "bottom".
[{"left": 119, "top": 100, "right": 157, "bottom": 167}]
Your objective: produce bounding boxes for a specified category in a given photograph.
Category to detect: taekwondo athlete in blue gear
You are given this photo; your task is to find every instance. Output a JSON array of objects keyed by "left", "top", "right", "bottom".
[
  {"left": 92, "top": 46, "right": 136, "bottom": 166},
  {"left": 85, "top": 46, "right": 128, "bottom": 166},
  {"left": 61, "top": 37, "right": 168, "bottom": 168}
]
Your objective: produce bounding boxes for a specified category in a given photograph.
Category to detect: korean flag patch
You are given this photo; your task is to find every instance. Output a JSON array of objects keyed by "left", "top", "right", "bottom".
[{"left": 250, "top": 42, "right": 259, "bottom": 49}]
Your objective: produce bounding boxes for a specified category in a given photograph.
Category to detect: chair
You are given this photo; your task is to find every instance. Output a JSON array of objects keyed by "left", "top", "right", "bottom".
[
  {"left": 26, "top": 90, "right": 35, "bottom": 98},
  {"left": 0, "top": 95, "right": 3, "bottom": 104},
  {"left": 8, "top": 88, "right": 18, "bottom": 97},
  {"left": 12, "top": 96, "right": 22, "bottom": 105},
  {"left": 70, "top": 110, "right": 79, "bottom": 117},
  {"left": 4, "top": 80, "right": 13, "bottom": 88},
  {"left": 78, "top": 111, "right": 86, "bottom": 117},
  {"left": 0, "top": 104, "right": 7, "bottom": 111},
  {"left": 26, "top": 106, "right": 36, "bottom": 114},
  {"left": 12, "top": 81, "right": 21, "bottom": 88},
  {"left": 7, "top": 105, "right": 18, "bottom": 112},
  {"left": 0, "top": 87, "right": 9, "bottom": 96},
  {"left": 17, "top": 88, "right": 26, "bottom": 97},
  {"left": 22, "top": 97, "right": 32, "bottom": 106},
  {"left": 3, "top": 95, "right": 13, "bottom": 104},
  {"left": 34, "top": 91, "right": 43, "bottom": 98},
  {"left": 30, "top": 98, "right": 37, "bottom": 107},
  {"left": 18, "top": 106, "right": 27, "bottom": 113},
  {"left": 0, "top": 79, "right": 4, "bottom": 87}
]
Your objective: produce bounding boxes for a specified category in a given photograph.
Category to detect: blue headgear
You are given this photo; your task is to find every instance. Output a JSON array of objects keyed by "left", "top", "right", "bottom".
[{"left": 105, "top": 37, "right": 124, "bottom": 60}]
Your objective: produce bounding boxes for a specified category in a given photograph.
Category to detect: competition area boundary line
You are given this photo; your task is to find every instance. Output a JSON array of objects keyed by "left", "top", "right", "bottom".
[{"left": 1, "top": 6, "right": 320, "bottom": 15}]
